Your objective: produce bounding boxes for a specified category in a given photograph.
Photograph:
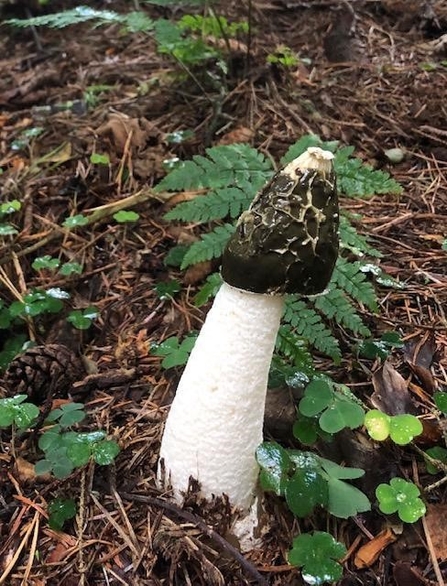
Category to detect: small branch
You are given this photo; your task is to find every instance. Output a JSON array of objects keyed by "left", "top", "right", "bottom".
[
  {"left": 119, "top": 491, "right": 268, "bottom": 586},
  {"left": 0, "top": 189, "right": 172, "bottom": 267}
]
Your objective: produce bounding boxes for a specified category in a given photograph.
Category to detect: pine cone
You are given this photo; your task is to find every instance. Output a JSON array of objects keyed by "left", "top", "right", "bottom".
[{"left": 3, "top": 344, "right": 85, "bottom": 405}]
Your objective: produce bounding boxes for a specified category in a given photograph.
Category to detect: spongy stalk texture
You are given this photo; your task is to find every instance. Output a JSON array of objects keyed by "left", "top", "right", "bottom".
[{"left": 159, "top": 282, "right": 283, "bottom": 511}]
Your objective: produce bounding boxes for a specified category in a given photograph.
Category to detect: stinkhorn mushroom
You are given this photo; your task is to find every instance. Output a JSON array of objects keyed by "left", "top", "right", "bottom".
[{"left": 159, "top": 146, "right": 339, "bottom": 541}]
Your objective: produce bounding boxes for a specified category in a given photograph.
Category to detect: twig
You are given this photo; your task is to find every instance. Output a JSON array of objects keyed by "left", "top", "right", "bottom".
[
  {"left": 119, "top": 491, "right": 268, "bottom": 586},
  {"left": 0, "top": 189, "right": 172, "bottom": 267}
]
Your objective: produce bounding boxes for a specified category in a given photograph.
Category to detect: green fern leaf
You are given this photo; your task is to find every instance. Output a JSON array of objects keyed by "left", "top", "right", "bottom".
[
  {"left": 283, "top": 297, "right": 341, "bottom": 363},
  {"left": 156, "top": 144, "right": 272, "bottom": 192},
  {"left": 332, "top": 258, "right": 378, "bottom": 312},
  {"left": 335, "top": 147, "right": 402, "bottom": 197},
  {"left": 181, "top": 224, "right": 235, "bottom": 269},
  {"left": 164, "top": 187, "right": 253, "bottom": 223},
  {"left": 276, "top": 325, "right": 314, "bottom": 370},
  {"left": 313, "top": 287, "right": 371, "bottom": 337},
  {"left": 339, "top": 215, "right": 382, "bottom": 258},
  {"left": 6, "top": 7, "right": 154, "bottom": 32}
]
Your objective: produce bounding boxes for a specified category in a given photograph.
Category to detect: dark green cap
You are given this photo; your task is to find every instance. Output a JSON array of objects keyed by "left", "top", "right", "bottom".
[{"left": 221, "top": 147, "right": 339, "bottom": 295}]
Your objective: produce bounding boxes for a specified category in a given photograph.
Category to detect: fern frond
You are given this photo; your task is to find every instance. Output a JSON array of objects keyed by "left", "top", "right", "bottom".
[
  {"left": 312, "top": 287, "right": 371, "bottom": 337},
  {"left": 180, "top": 224, "right": 235, "bottom": 269},
  {"left": 331, "top": 258, "right": 378, "bottom": 312},
  {"left": 335, "top": 147, "right": 402, "bottom": 197},
  {"left": 6, "top": 7, "right": 154, "bottom": 32},
  {"left": 276, "top": 325, "right": 314, "bottom": 370},
  {"left": 283, "top": 297, "right": 341, "bottom": 363},
  {"left": 156, "top": 144, "right": 272, "bottom": 192},
  {"left": 164, "top": 187, "right": 253, "bottom": 223},
  {"left": 339, "top": 215, "right": 382, "bottom": 258}
]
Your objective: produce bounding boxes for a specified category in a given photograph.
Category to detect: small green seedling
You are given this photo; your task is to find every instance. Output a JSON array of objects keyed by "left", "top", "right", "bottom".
[
  {"left": 267, "top": 45, "right": 301, "bottom": 68},
  {"left": 48, "top": 497, "right": 77, "bottom": 531},
  {"left": 0, "top": 200, "right": 21, "bottom": 235},
  {"left": 67, "top": 307, "right": 99, "bottom": 330},
  {"left": 32, "top": 255, "right": 61, "bottom": 271},
  {"left": 376, "top": 477, "right": 426, "bottom": 523},
  {"left": 32, "top": 256, "right": 83, "bottom": 276},
  {"left": 155, "top": 280, "right": 182, "bottom": 300},
  {"left": 90, "top": 152, "right": 110, "bottom": 165},
  {"left": 113, "top": 210, "right": 140, "bottom": 223},
  {"left": 288, "top": 531, "right": 347, "bottom": 585},
  {"left": 36, "top": 428, "right": 120, "bottom": 478},
  {"left": 299, "top": 379, "right": 365, "bottom": 434},
  {"left": 62, "top": 214, "right": 89, "bottom": 228},
  {"left": 9, "top": 288, "right": 70, "bottom": 318},
  {"left": 152, "top": 334, "right": 197, "bottom": 369},
  {"left": 257, "top": 442, "right": 370, "bottom": 519},
  {"left": 358, "top": 331, "right": 403, "bottom": 360},
  {"left": 364, "top": 410, "right": 422, "bottom": 445},
  {"left": 0, "top": 395, "right": 39, "bottom": 429}
]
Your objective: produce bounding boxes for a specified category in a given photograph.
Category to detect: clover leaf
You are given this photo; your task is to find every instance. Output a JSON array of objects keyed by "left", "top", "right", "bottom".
[
  {"left": 152, "top": 334, "right": 197, "bottom": 368},
  {"left": 299, "top": 379, "right": 364, "bottom": 434},
  {"left": 256, "top": 441, "right": 292, "bottom": 495},
  {"left": 48, "top": 498, "right": 77, "bottom": 531},
  {"left": 365, "top": 410, "right": 422, "bottom": 445},
  {"left": 288, "top": 531, "right": 347, "bottom": 585},
  {"left": 376, "top": 477, "right": 426, "bottom": 523}
]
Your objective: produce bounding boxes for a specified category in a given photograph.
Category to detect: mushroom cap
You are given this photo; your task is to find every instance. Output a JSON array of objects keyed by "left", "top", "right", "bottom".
[{"left": 221, "top": 147, "right": 339, "bottom": 295}]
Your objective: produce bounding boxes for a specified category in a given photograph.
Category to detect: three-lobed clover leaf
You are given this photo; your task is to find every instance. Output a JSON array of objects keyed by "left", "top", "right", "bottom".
[
  {"left": 299, "top": 379, "right": 364, "bottom": 434},
  {"left": 67, "top": 307, "right": 99, "bottom": 330},
  {"left": 0, "top": 395, "right": 39, "bottom": 429},
  {"left": 48, "top": 497, "right": 77, "bottom": 531},
  {"left": 364, "top": 410, "right": 422, "bottom": 445},
  {"left": 257, "top": 443, "right": 370, "bottom": 519},
  {"left": 376, "top": 477, "right": 426, "bottom": 523},
  {"left": 152, "top": 334, "right": 197, "bottom": 369},
  {"left": 288, "top": 531, "right": 347, "bottom": 585}
]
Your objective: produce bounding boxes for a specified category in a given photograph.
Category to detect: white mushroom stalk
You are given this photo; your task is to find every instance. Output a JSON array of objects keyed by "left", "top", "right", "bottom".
[{"left": 159, "top": 146, "right": 339, "bottom": 538}]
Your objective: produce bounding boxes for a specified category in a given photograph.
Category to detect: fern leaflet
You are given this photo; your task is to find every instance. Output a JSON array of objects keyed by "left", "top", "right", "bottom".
[
  {"left": 156, "top": 144, "right": 272, "bottom": 192},
  {"left": 283, "top": 297, "right": 341, "bottom": 363},
  {"left": 164, "top": 187, "right": 253, "bottom": 223},
  {"left": 181, "top": 224, "right": 235, "bottom": 269},
  {"left": 339, "top": 215, "right": 382, "bottom": 258},
  {"left": 332, "top": 258, "right": 378, "bottom": 312},
  {"left": 312, "top": 287, "right": 371, "bottom": 337},
  {"left": 335, "top": 147, "right": 402, "bottom": 197},
  {"left": 276, "top": 325, "right": 314, "bottom": 371},
  {"left": 6, "top": 7, "right": 154, "bottom": 32}
]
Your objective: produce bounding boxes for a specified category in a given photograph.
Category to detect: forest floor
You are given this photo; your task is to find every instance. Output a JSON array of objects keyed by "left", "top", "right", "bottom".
[{"left": 1, "top": 1, "right": 447, "bottom": 585}]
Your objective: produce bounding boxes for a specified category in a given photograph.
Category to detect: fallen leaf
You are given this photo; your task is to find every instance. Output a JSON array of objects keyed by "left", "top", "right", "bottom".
[
  {"left": 404, "top": 333, "right": 437, "bottom": 394},
  {"left": 371, "top": 360, "right": 416, "bottom": 415},
  {"left": 218, "top": 126, "right": 254, "bottom": 145},
  {"left": 14, "top": 457, "right": 39, "bottom": 483},
  {"left": 184, "top": 260, "right": 213, "bottom": 285},
  {"left": 354, "top": 527, "right": 397, "bottom": 569}
]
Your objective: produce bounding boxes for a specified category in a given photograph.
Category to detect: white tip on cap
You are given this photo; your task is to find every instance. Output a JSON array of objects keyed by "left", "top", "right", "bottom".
[{"left": 283, "top": 146, "right": 334, "bottom": 178}]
